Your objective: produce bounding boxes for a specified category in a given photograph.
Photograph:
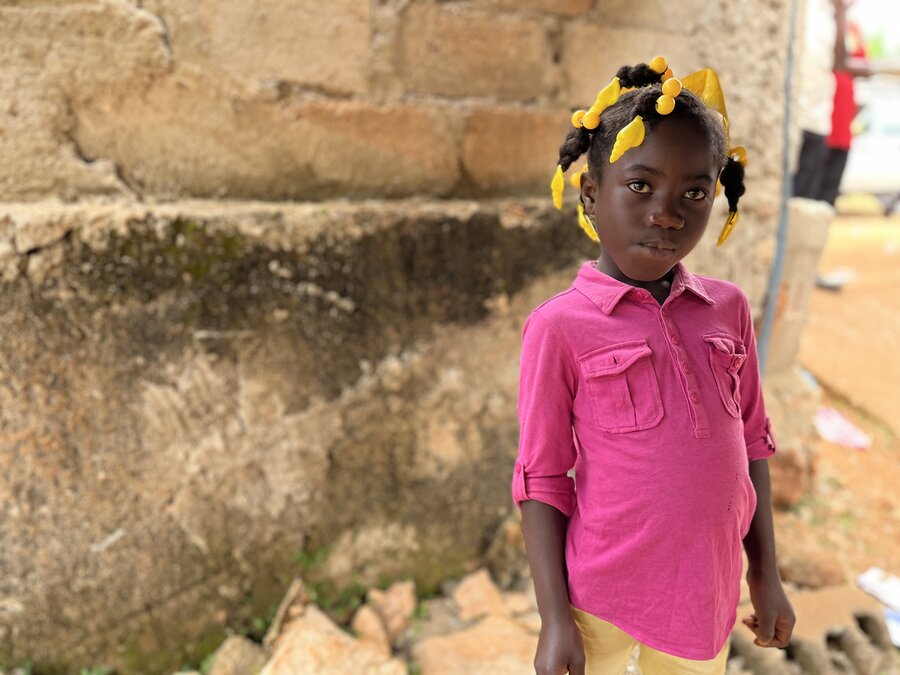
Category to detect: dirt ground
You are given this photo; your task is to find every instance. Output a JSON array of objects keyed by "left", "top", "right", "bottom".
[{"left": 776, "top": 213, "right": 900, "bottom": 600}]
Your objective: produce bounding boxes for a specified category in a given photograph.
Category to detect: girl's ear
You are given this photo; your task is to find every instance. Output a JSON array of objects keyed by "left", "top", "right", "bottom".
[{"left": 581, "top": 172, "right": 599, "bottom": 212}]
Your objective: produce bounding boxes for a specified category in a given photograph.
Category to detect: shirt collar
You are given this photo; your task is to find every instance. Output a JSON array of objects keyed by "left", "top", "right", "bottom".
[{"left": 571, "top": 260, "right": 715, "bottom": 315}]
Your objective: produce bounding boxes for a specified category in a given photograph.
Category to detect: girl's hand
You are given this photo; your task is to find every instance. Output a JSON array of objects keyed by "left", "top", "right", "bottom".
[
  {"left": 742, "top": 570, "right": 796, "bottom": 648},
  {"left": 534, "top": 614, "right": 586, "bottom": 675}
]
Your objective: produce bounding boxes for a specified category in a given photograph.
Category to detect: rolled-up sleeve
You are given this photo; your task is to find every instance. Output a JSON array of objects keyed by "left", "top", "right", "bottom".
[
  {"left": 737, "top": 294, "right": 777, "bottom": 461},
  {"left": 512, "top": 309, "right": 578, "bottom": 517}
]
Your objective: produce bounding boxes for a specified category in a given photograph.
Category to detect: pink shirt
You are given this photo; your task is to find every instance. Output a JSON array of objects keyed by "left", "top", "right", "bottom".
[{"left": 512, "top": 260, "right": 776, "bottom": 659}]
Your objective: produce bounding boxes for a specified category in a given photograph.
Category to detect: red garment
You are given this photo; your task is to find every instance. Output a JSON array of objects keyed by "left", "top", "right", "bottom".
[
  {"left": 828, "top": 71, "right": 856, "bottom": 150},
  {"left": 828, "top": 21, "right": 867, "bottom": 150}
]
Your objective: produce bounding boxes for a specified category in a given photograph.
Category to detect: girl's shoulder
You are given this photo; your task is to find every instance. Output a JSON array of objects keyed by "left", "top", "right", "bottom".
[
  {"left": 529, "top": 287, "right": 583, "bottom": 320},
  {"left": 690, "top": 273, "right": 750, "bottom": 309}
]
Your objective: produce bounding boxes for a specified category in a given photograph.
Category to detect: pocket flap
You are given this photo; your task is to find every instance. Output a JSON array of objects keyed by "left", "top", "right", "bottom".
[
  {"left": 577, "top": 340, "right": 653, "bottom": 377},
  {"left": 703, "top": 333, "right": 746, "bottom": 368}
]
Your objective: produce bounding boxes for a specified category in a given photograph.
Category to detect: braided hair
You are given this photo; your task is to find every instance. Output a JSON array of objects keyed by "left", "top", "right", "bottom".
[{"left": 557, "top": 63, "right": 745, "bottom": 217}]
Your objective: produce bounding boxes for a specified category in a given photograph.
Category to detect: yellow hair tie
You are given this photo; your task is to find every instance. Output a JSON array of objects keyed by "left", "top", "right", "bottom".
[
  {"left": 582, "top": 109, "right": 601, "bottom": 130},
  {"left": 571, "top": 110, "right": 587, "bottom": 128},
  {"left": 649, "top": 56, "right": 667, "bottom": 74},
  {"left": 717, "top": 210, "right": 739, "bottom": 246},
  {"left": 577, "top": 204, "right": 600, "bottom": 242},
  {"left": 610, "top": 115, "right": 645, "bottom": 163},
  {"left": 662, "top": 67, "right": 674, "bottom": 81},
  {"left": 551, "top": 165, "right": 565, "bottom": 209},
  {"left": 729, "top": 145, "right": 748, "bottom": 166},
  {"left": 662, "top": 78, "right": 683, "bottom": 97},
  {"left": 655, "top": 95, "right": 675, "bottom": 115}
]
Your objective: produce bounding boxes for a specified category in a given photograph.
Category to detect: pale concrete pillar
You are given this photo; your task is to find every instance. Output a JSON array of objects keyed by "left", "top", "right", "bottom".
[{"left": 764, "top": 198, "right": 834, "bottom": 377}]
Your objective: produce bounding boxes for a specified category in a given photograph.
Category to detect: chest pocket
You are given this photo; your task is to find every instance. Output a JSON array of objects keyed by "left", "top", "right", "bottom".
[
  {"left": 577, "top": 340, "right": 664, "bottom": 433},
  {"left": 703, "top": 333, "right": 746, "bottom": 419}
]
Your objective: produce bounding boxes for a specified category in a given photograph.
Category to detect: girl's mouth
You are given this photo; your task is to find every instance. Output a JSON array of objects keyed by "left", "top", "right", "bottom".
[{"left": 637, "top": 240, "right": 677, "bottom": 257}]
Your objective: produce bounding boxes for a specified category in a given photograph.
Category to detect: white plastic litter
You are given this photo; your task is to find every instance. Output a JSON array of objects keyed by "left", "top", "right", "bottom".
[
  {"left": 857, "top": 567, "right": 900, "bottom": 647},
  {"left": 885, "top": 608, "right": 900, "bottom": 648},
  {"left": 813, "top": 405, "right": 871, "bottom": 449},
  {"left": 857, "top": 567, "right": 900, "bottom": 610}
]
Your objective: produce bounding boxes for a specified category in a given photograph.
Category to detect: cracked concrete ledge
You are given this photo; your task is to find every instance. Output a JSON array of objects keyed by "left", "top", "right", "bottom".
[{"left": 0, "top": 196, "right": 587, "bottom": 672}]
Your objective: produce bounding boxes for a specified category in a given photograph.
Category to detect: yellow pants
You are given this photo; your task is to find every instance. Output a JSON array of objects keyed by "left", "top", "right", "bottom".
[{"left": 571, "top": 607, "right": 730, "bottom": 675}]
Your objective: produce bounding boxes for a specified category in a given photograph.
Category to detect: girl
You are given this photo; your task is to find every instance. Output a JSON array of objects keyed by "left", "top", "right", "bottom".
[{"left": 512, "top": 58, "right": 795, "bottom": 675}]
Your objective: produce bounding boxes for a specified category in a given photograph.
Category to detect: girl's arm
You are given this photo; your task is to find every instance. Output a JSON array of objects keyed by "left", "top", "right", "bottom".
[
  {"left": 735, "top": 293, "right": 795, "bottom": 647},
  {"left": 521, "top": 499, "right": 585, "bottom": 675},
  {"left": 742, "top": 459, "right": 795, "bottom": 648}
]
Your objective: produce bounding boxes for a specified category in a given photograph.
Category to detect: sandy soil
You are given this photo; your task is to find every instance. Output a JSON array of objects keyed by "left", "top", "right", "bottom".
[{"left": 776, "top": 214, "right": 900, "bottom": 600}]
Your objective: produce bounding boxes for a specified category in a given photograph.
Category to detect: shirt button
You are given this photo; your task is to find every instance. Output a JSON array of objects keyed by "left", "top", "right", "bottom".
[
  {"left": 690, "top": 392, "right": 700, "bottom": 403},
  {"left": 672, "top": 336, "right": 680, "bottom": 346},
  {"left": 515, "top": 464, "right": 522, "bottom": 473},
  {"left": 682, "top": 363, "right": 690, "bottom": 374},
  {"left": 732, "top": 357, "right": 743, "bottom": 368}
]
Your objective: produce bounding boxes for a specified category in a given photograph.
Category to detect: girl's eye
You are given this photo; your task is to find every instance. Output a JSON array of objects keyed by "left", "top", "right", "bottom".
[
  {"left": 627, "top": 181, "right": 651, "bottom": 194},
  {"left": 684, "top": 188, "right": 708, "bottom": 201}
]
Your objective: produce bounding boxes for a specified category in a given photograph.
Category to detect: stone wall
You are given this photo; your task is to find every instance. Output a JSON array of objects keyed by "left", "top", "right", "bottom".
[{"left": 0, "top": 0, "right": 798, "bottom": 671}]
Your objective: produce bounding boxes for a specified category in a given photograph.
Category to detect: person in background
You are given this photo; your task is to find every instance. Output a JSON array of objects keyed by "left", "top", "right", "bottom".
[
  {"left": 793, "top": 0, "right": 838, "bottom": 202},
  {"left": 794, "top": 0, "right": 900, "bottom": 205}
]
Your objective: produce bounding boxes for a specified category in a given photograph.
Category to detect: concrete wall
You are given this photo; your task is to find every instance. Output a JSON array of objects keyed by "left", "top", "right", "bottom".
[{"left": 0, "top": 0, "right": 798, "bottom": 671}]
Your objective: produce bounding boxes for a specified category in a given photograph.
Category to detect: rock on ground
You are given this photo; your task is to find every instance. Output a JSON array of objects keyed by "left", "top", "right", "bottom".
[
  {"left": 259, "top": 605, "right": 406, "bottom": 675},
  {"left": 412, "top": 615, "right": 537, "bottom": 675},
  {"left": 207, "top": 635, "right": 267, "bottom": 675},
  {"left": 366, "top": 580, "right": 417, "bottom": 643},
  {"left": 452, "top": 568, "right": 510, "bottom": 622}
]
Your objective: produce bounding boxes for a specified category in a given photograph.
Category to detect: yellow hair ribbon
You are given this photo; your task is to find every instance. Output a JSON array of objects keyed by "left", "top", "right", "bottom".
[
  {"left": 591, "top": 77, "right": 621, "bottom": 118},
  {"left": 681, "top": 68, "right": 729, "bottom": 129},
  {"left": 610, "top": 115, "right": 645, "bottom": 163},
  {"left": 577, "top": 204, "right": 600, "bottom": 242},
  {"left": 551, "top": 165, "right": 565, "bottom": 209},
  {"left": 571, "top": 110, "right": 587, "bottom": 128},
  {"left": 661, "top": 67, "right": 674, "bottom": 81},
  {"left": 569, "top": 162, "right": 590, "bottom": 189},
  {"left": 717, "top": 210, "right": 739, "bottom": 246}
]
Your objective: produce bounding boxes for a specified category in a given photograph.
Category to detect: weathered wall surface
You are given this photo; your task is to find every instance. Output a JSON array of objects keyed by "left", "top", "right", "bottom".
[{"left": 0, "top": 0, "right": 798, "bottom": 671}]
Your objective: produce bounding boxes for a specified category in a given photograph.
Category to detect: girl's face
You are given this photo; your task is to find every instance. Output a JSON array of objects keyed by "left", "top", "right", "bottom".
[{"left": 581, "top": 116, "right": 721, "bottom": 284}]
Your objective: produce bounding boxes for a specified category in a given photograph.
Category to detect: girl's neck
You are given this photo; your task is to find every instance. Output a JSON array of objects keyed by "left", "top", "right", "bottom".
[{"left": 594, "top": 258, "right": 676, "bottom": 305}]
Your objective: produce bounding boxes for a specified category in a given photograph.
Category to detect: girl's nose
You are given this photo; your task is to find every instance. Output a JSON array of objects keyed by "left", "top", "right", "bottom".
[{"left": 646, "top": 210, "right": 685, "bottom": 229}]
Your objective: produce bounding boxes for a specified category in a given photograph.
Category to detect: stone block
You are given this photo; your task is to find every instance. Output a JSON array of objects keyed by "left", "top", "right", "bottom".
[
  {"left": 476, "top": 0, "right": 593, "bottom": 15},
  {"left": 562, "top": 22, "right": 694, "bottom": 105},
  {"left": 295, "top": 99, "right": 463, "bottom": 198},
  {"left": 401, "top": 4, "right": 553, "bottom": 101},
  {"left": 74, "top": 79, "right": 463, "bottom": 199},
  {"left": 462, "top": 107, "right": 569, "bottom": 193},
  {"left": 143, "top": 0, "right": 372, "bottom": 95},
  {"left": 593, "top": 1, "right": 704, "bottom": 32},
  {"left": 0, "top": 3, "right": 169, "bottom": 200}
]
